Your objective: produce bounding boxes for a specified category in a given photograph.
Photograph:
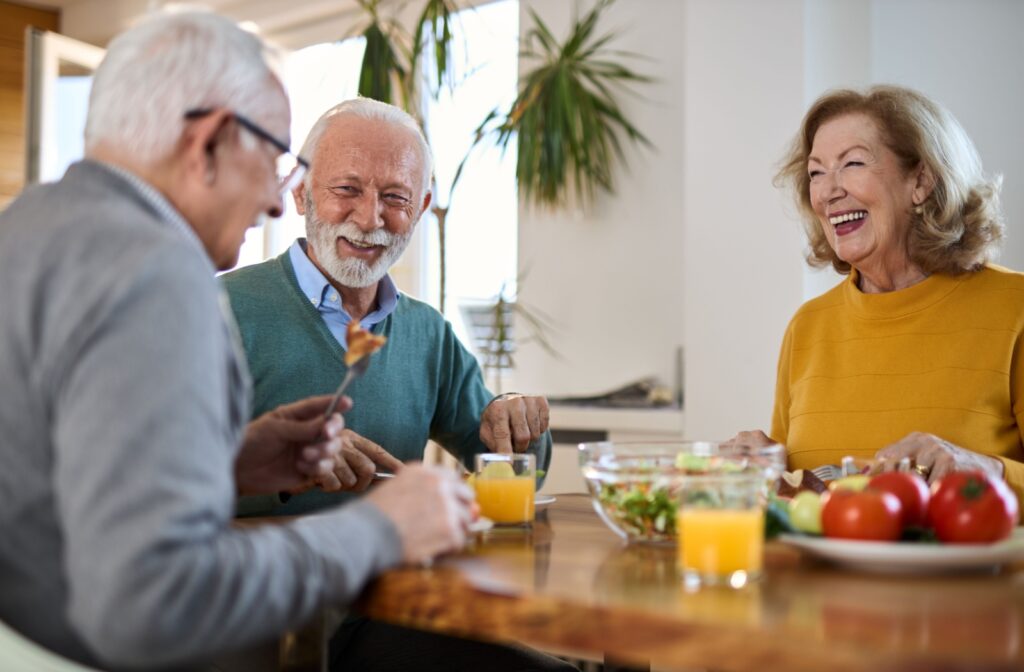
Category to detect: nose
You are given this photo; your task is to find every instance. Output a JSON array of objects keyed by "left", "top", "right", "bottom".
[
  {"left": 350, "top": 191, "right": 384, "bottom": 232},
  {"left": 266, "top": 191, "right": 284, "bottom": 219},
  {"left": 813, "top": 167, "right": 846, "bottom": 210},
  {"left": 824, "top": 167, "right": 846, "bottom": 198}
]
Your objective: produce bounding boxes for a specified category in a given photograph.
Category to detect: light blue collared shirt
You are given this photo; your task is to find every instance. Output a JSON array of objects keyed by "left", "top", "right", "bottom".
[{"left": 288, "top": 239, "right": 400, "bottom": 350}]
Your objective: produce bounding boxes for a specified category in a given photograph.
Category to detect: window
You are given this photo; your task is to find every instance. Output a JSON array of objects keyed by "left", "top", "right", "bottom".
[
  {"left": 234, "top": 38, "right": 367, "bottom": 269},
  {"left": 422, "top": 0, "right": 519, "bottom": 343}
]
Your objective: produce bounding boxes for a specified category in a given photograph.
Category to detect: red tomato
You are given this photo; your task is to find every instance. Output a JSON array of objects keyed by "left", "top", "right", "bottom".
[
  {"left": 868, "top": 471, "right": 930, "bottom": 527},
  {"left": 821, "top": 489, "right": 903, "bottom": 541},
  {"left": 927, "top": 472, "right": 1018, "bottom": 544}
]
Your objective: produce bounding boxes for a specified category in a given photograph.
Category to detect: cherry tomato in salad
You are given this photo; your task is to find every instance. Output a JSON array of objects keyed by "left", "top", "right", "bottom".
[
  {"left": 927, "top": 471, "right": 1018, "bottom": 544},
  {"left": 821, "top": 489, "right": 902, "bottom": 541},
  {"left": 868, "top": 471, "right": 930, "bottom": 528}
]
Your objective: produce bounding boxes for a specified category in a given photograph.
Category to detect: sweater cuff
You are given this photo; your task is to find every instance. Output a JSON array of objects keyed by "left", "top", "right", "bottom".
[
  {"left": 995, "top": 455, "right": 1024, "bottom": 509},
  {"left": 291, "top": 500, "right": 403, "bottom": 607},
  {"left": 487, "top": 392, "right": 524, "bottom": 405}
]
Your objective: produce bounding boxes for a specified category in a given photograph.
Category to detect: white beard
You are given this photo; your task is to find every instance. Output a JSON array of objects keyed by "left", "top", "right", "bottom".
[{"left": 305, "top": 198, "right": 414, "bottom": 289}]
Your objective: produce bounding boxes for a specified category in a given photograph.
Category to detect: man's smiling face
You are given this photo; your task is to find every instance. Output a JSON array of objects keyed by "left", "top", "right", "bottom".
[{"left": 297, "top": 115, "right": 429, "bottom": 289}]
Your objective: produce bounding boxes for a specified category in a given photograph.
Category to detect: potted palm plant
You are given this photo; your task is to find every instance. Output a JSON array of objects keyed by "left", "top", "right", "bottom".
[
  {"left": 351, "top": 0, "right": 652, "bottom": 352},
  {"left": 465, "top": 0, "right": 653, "bottom": 209}
]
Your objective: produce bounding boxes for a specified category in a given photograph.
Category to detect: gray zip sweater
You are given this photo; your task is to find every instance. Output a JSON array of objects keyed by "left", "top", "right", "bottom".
[{"left": 0, "top": 161, "right": 401, "bottom": 670}]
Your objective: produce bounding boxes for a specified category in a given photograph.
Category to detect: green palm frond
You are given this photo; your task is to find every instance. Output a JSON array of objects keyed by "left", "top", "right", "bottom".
[
  {"left": 412, "top": 0, "right": 460, "bottom": 97},
  {"left": 477, "top": 0, "right": 653, "bottom": 208},
  {"left": 358, "top": 20, "right": 407, "bottom": 104}
]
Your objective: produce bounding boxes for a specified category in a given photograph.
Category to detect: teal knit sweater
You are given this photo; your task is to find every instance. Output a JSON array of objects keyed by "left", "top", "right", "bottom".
[{"left": 222, "top": 251, "right": 550, "bottom": 515}]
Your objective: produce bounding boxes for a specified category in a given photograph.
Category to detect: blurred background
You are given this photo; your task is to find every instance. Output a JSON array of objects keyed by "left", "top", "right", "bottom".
[{"left": 3, "top": 0, "right": 1022, "bottom": 492}]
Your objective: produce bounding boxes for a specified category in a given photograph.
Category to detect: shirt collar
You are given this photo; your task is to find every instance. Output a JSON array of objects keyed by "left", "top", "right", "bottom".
[
  {"left": 288, "top": 239, "right": 400, "bottom": 325},
  {"left": 88, "top": 159, "right": 209, "bottom": 262}
]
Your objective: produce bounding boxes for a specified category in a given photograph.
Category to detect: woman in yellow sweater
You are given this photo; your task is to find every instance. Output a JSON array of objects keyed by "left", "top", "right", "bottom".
[{"left": 736, "top": 85, "right": 1024, "bottom": 503}]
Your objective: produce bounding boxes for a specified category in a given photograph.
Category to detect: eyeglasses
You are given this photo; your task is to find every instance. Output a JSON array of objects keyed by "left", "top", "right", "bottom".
[{"left": 184, "top": 108, "right": 309, "bottom": 196}]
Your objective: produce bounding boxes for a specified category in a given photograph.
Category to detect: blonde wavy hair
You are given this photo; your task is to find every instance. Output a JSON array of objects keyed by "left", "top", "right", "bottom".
[{"left": 776, "top": 85, "right": 1004, "bottom": 275}]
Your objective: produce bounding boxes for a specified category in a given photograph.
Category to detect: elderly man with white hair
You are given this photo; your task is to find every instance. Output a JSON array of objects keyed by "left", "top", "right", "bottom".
[
  {"left": 0, "top": 11, "right": 475, "bottom": 671},
  {"left": 224, "top": 98, "right": 553, "bottom": 515},
  {"left": 223, "top": 97, "right": 572, "bottom": 672}
]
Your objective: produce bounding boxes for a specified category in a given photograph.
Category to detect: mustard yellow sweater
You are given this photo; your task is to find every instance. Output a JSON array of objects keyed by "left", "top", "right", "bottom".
[{"left": 771, "top": 265, "right": 1024, "bottom": 503}]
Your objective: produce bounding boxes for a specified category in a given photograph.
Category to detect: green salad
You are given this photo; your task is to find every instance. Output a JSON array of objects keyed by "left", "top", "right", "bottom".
[
  {"left": 593, "top": 454, "right": 750, "bottom": 541},
  {"left": 598, "top": 481, "right": 678, "bottom": 540}
]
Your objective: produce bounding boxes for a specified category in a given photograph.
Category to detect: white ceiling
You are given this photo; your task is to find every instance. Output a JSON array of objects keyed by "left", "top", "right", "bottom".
[{"left": 32, "top": 0, "right": 380, "bottom": 49}]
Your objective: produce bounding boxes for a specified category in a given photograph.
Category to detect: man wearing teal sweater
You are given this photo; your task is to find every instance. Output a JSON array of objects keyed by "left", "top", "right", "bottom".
[
  {"left": 223, "top": 98, "right": 553, "bottom": 518},
  {"left": 222, "top": 97, "right": 572, "bottom": 672}
]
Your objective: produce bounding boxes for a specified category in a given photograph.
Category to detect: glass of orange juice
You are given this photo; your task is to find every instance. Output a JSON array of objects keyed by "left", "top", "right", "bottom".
[
  {"left": 677, "top": 467, "right": 765, "bottom": 589},
  {"left": 473, "top": 453, "right": 536, "bottom": 526}
]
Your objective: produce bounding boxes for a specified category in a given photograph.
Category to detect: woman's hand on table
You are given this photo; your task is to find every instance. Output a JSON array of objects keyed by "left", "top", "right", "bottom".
[
  {"left": 313, "top": 429, "right": 405, "bottom": 493},
  {"left": 872, "top": 432, "right": 1005, "bottom": 484},
  {"left": 235, "top": 394, "right": 350, "bottom": 496},
  {"left": 365, "top": 464, "right": 475, "bottom": 565},
  {"left": 480, "top": 393, "right": 550, "bottom": 453}
]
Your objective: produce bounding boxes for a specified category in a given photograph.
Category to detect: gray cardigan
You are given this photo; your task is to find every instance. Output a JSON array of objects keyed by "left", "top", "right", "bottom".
[{"left": 0, "top": 161, "right": 401, "bottom": 670}]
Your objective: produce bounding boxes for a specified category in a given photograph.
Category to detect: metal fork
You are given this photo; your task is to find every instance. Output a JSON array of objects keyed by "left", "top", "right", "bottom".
[
  {"left": 810, "top": 464, "right": 843, "bottom": 482},
  {"left": 811, "top": 455, "right": 870, "bottom": 482},
  {"left": 323, "top": 357, "right": 371, "bottom": 419}
]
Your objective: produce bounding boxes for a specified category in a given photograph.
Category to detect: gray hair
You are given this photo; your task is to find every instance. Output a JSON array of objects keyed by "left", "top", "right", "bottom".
[
  {"left": 85, "top": 10, "right": 285, "bottom": 163},
  {"left": 299, "top": 98, "right": 434, "bottom": 194}
]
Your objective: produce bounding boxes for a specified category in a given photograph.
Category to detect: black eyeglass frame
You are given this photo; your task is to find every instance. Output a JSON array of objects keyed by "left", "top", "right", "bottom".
[{"left": 183, "top": 108, "right": 310, "bottom": 173}]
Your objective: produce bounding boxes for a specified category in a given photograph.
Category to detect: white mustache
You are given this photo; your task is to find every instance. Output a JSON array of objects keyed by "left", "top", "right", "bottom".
[{"left": 334, "top": 222, "right": 397, "bottom": 248}]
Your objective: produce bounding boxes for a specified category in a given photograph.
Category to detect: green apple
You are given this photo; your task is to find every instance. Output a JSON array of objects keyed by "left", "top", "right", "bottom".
[{"left": 789, "top": 491, "right": 823, "bottom": 534}]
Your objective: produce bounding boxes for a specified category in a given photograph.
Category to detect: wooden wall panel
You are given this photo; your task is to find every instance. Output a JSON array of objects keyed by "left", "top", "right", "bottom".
[{"left": 0, "top": 1, "right": 59, "bottom": 209}]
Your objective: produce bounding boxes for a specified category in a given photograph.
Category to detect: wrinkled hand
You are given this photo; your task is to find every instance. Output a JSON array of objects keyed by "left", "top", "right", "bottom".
[
  {"left": 480, "top": 394, "right": 550, "bottom": 453},
  {"left": 235, "top": 394, "right": 351, "bottom": 496},
  {"left": 312, "top": 428, "right": 405, "bottom": 493},
  {"left": 872, "top": 432, "right": 1005, "bottom": 485},
  {"left": 725, "top": 430, "right": 777, "bottom": 448},
  {"left": 364, "top": 464, "right": 475, "bottom": 566}
]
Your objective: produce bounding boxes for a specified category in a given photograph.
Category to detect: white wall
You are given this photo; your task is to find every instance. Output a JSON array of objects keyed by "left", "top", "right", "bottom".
[
  {"left": 511, "top": 0, "right": 688, "bottom": 401},
  {"left": 680, "top": 0, "right": 807, "bottom": 439},
  {"left": 512, "top": 0, "right": 808, "bottom": 442}
]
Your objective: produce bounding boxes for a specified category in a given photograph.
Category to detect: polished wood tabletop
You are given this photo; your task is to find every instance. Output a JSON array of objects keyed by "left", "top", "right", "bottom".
[{"left": 355, "top": 494, "right": 1024, "bottom": 672}]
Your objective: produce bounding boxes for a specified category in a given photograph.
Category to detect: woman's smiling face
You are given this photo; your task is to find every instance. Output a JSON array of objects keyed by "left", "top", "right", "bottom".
[{"left": 808, "top": 112, "right": 925, "bottom": 278}]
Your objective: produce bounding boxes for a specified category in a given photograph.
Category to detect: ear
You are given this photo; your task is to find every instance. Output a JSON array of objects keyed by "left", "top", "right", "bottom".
[
  {"left": 181, "top": 109, "right": 233, "bottom": 187},
  {"left": 419, "top": 189, "right": 432, "bottom": 219},
  {"left": 293, "top": 181, "right": 307, "bottom": 215},
  {"left": 912, "top": 162, "right": 935, "bottom": 206}
]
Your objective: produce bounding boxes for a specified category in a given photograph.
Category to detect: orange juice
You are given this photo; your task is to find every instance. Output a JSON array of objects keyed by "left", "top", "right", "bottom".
[
  {"left": 678, "top": 508, "right": 764, "bottom": 577},
  {"left": 475, "top": 476, "right": 536, "bottom": 524}
]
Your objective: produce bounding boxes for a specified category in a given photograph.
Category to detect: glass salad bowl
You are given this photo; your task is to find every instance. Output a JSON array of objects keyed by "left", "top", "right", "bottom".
[{"left": 578, "top": 441, "right": 780, "bottom": 544}]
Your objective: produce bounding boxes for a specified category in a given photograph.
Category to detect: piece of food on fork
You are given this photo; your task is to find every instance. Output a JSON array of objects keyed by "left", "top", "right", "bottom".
[{"left": 345, "top": 319, "right": 387, "bottom": 366}]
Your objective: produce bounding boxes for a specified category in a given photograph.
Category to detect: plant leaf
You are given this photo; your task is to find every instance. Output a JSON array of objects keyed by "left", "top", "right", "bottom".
[{"left": 467, "top": 0, "right": 653, "bottom": 209}]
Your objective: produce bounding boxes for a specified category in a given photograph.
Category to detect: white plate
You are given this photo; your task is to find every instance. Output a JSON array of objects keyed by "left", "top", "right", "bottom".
[
  {"left": 779, "top": 528, "right": 1024, "bottom": 574},
  {"left": 535, "top": 495, "right": 557, "bottom": 506}
]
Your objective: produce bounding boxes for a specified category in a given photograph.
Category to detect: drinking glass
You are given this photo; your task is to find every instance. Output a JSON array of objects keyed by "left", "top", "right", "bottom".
[
  {"left": 676, "top": 467, "right": 766, "bottom": 589},
  {"left": 473, "top": 453, "right": 536, "bottom": 525},
  {"left": 717, "top": 442, "right": 785, "bottom": 493}
]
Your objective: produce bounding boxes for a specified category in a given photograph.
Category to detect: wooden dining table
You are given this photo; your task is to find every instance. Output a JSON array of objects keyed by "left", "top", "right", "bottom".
[{"left": 351, "top": 494, "right": 1024, "bottom": 672}]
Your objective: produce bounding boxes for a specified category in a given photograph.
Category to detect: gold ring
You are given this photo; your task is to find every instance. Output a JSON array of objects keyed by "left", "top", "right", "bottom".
[{"left": 913, "top": 463, "right": 931, "bottom": 478}]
